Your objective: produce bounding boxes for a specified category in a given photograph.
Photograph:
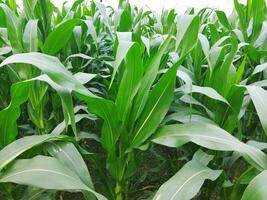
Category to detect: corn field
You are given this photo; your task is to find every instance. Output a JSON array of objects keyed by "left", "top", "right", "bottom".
[{"left": 0, "top": 0, "right": 267, "bottom": 199}]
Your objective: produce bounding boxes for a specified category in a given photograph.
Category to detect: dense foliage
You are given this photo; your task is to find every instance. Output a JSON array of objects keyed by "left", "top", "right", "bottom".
[{"left": 0, "top": 0, "right": 267, "bottom": 199}]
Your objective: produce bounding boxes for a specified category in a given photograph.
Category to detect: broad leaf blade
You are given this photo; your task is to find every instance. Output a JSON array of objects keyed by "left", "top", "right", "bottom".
[
  {"left": 23, "top": 19, "right": 38, "bottom": 52},
  {"left": 0, "top": 3, "right": 23, "bottom": 51},
  {"left": 153, "top": 123, "right": 267, "bottom": 170},
  {"left": 116, "top": 42, "right": 143, "bottom": 124},
  {"left": 241, "top": 170, "right": 267, "bottom": 200},
  {"left": 0, "top": 134, "right": 66, "bottom": 171},
  {"left": 43, "top": 19, "right": 82, "bottom": 55},
  {"left": 129, "top": 61, "right": 181, "bottom": 150},
  {"left": 246, "top": 86, "right": 267, "bottom": 135},
  {"left": 153, "top": 150, "right": 222, "bottom": 200},
  {"left": 130, "top": 34, "right": 173, "bottom": 123},
  {"left": 0, "top": 52, "right": 93, "bottom": 96},
  {"left": 0, "top": 156, "right": 107, "bottom": 200},
  {"left": 0, "top": 80, "right": 30, "bottom": 146},
  {"left": 46, "top": 142, "right": 95, "bottom": 200}
]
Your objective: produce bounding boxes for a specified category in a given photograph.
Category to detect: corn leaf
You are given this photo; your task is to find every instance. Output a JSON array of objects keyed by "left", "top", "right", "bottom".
[
  {"left": 153, "top": 122, "right": 267, "bottom": 170},
  {"left": 0, "top": 156, "right": 107, "bottom": 200},
  {"left": 153, "top": 150, "right": 222, "bottom": 200}
]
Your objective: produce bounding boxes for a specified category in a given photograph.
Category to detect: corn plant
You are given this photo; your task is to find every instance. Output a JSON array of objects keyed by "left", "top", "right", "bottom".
[{"left": 0, "top": 0, "right": 267, "bottom": 200}]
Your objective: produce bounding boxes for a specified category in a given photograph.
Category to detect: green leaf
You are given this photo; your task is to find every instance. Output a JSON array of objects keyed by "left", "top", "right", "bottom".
[
  {"left": 110, "top": 33, "right": 134, "bottom": 87},
  {"left": 0, "top": 80, "right": 30, "bottom": 146},
  {"left": 94, "top": 1, "right": 111, "bottom": 29},
  {"left": 242, "top": 170, "right": 267, "bottom": 200},
  {"left": 182, "top": 85, "right": 229, "bottom": 105},
  {"left": 152, "top": 122, "right": 267, "bottom": 170},
  {"left": 84, "top": 18, "right": 98, "bottom": 45},
  {"left": 34, "top": 74, "right": 76, "bottom": 136},
  {"left": 245, "top": 86, "right": 267, "bottom": 135},
  {"left": 21, "top": 187, "right": 54, "bottom": 200},
  {"left": 42, "top": 19, "right": 82, "bottom": 55},
  {"left": 0, "top": 74, "right": 77, "bottom": 141},
  {"left": 198, "top": 33, "right": 209, "bottom": 58},
  {"left": 209, "top": 38, "right": 238, "bottom": 96},
  {"left": 234, "top": 0, "right": 248, "bottom": 40},
  {"left": 250, "top": 0, "right": 266, "bottom": 43},
  {"left": 46, "top": 142, "right": 95, "bottom": 200},
  {"left": 0, "top": 46, "right": 12, "bottom": 55},
  {"left": 22, "top": 0, "right": 38, "bottom": 20},
  {"left": 0, "top": 52, "right": 93, "bottom": 97},
  {"left": 23, "top": 19, "right": 38, "bottom": 52},
  {"left": 0, "top": 156, "right": 107, "bottom": 200},
  {"left": 130, "top": 35, "right": 173, "bottom": 123},
  {"left": 116, "top": 42, "right": 143, "bottom": 124},
  {"left": 73, "top": 72, "right": 97, "bottom": 84},
  {"left": 175, "top": 15, "right": 194, "bottom": 51},
  {"left": 76, "top": 93, "right": 119, "bottom": 153},
  {"left": 129, "top": 60, "right": 182, "bottom": 150},
  {"left": 176, "top": 15, "right": 200, "bottom": 57},
  {"left": 118, "top": 9, "right": 132, "bottom": 32},
  {"left": 251, "top": 63, "right": 267, "bottom": 76},
  {"left": 216, "top": 10, "right": 232, "bottom": 30},
  {"left": 235, "top": 55, "right": 247, "bottom": 84},
  {"left": 0, "top": 134, "right": 66, "bottom": 171},
  {"left": 153, "top": 150, "right": 222, "bottom": 200},
  {"left": 0, "top": 3, "right": 23, "bottom": 51}
]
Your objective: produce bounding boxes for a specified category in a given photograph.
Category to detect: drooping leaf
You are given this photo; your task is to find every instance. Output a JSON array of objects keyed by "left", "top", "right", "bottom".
[
  {"left": 0, "top": 52, "right": 93, "bottom": 97},
  {"left": 0, "top": 156, "right": 107, "bottom": 200},
  {"left": 0, "top": 134, "right": 67, "bottom": 171},
  {"left": 0, "top": 74, "right": 77, "bottom": 141},
  {"left": 182, "top": 85, "right": 229, "bottom": 105},
  {"left": 46, "top": 142, "right": 95, "bottom": 200},
  {"left": 245, "top": 86, "right": 267, "bottom": 135},
  {"left": 153, "top": 150, "right": 222, "bottom": 200},
  {"left": 76, "top": 93, "right": 119, "bottom": 153},
  {"left": 153, "top": 122, "right": 267, "bottom": 170}
]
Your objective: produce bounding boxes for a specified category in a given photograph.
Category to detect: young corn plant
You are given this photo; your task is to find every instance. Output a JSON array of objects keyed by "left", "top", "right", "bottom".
[{"left": 0, "top": 0, "right": 267, "bottom": 200}]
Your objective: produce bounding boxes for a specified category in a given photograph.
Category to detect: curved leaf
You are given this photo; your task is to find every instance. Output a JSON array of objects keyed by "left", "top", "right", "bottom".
[
  {"left": 242, "top": 170, "right": 267, "bottom": 200},
  {"left": 0, "top": 80, "right": 31, "bottom": 146},
  {"left": 244, "top": 86, "right": 267, "bottom": 135},
  {"left": 46, "top": 142, "right": 95, "bottom": 200},
  {"left": 23, "top": 19, "right": 38, "bottom": 52},
  {"left": 110, "top": 34, "right": 134, "bottom": 87},
  {"left": 181, "top": 85, "right": 229, "bottom": 105},
  {"left": 0, "top": 52, "right": 94, "bottom": 97},
  {"left": 0, "top": 156, "right": 107, "bottom": 200},
  {"left": 0, "top": 134, "right": 66, "bottom": 171},
  {"left": 0, "top": 74, "right": 77, "bottom": 142},
  {"left": 153, "top": 150, "right": 222, "bottom": 200},
  {"left": 43, "top": 19, "right": 82, "bottom": 55},
  {"left": 152, "top": 122, "right": 267, "bottom": 170}
]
